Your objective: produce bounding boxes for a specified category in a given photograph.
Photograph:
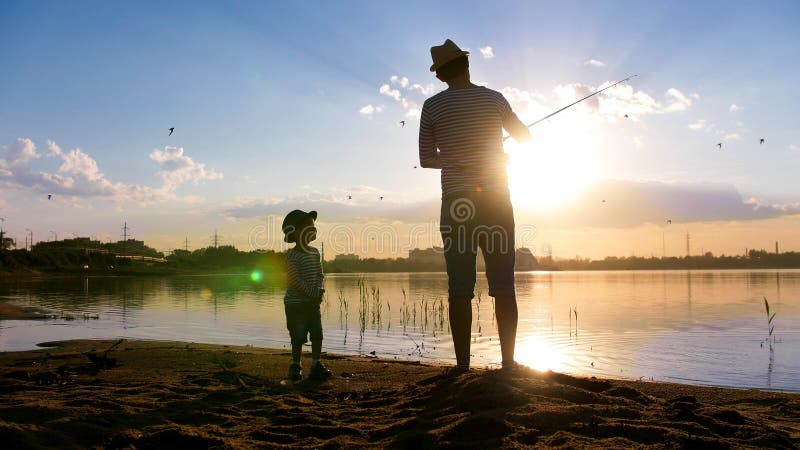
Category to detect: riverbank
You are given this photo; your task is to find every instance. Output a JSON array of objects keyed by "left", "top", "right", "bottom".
[
  {"left": 0, "top": 301, "right": 52, "bottom": 320},
  {"left": 0, "top": 340, "right": 797, "bottom": 448}
]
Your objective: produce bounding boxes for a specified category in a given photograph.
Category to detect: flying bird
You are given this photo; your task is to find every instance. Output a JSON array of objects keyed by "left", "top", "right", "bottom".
[
  {"left": 717, "top": 143, "right": 722, "bottom": 149},
  {"left": 601, "top": 199, "right": 606, "bottom": 203},
  {"left": 399, "top": 120, "right": 405, "bottom": 127},
  {"left": 413, "top": 165, "right": 417, "bottom": 169},
  {"left": 760, "top": 138, "right": 765, "bottom": 145},
  {"left": 378, "top": 196, "right": 384, "bottom": 201},
  {"left": 624, "top": 114, "right": 629, "bottom": 118},
  {"left": 47, "top": 194, "right": 52, "bottom": 200},
  {"left": 667, "top": 219, "right": 672, "bottom": 224},
  {"left": 168, "top": 127, "right": 174, "bottom": 136},
  {"left": 347, "top": 195, "right": 352, "bottom": 200}
]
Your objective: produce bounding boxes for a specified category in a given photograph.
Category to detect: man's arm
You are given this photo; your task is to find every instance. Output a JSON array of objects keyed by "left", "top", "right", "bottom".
[
  {"left": 500, "top": 97, "right": 532, "bottom": 144},
  {"left": 418, "top": 102, "right": 442, "bottom": 168}
]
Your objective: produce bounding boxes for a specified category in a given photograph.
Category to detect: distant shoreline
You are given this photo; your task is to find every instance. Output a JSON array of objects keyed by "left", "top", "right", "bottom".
[{"left": 4, "top": 265, "right": 800, "bottom": 282}]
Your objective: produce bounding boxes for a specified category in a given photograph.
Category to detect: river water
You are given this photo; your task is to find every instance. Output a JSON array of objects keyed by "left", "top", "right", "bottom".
[{"left": 1, "top": 270, "right": 797, "bottom": 391}]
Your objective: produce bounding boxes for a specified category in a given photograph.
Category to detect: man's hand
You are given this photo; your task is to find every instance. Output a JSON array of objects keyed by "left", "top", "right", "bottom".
[{"left": 515, "top": 130, "right": 533, "bottom": 144}]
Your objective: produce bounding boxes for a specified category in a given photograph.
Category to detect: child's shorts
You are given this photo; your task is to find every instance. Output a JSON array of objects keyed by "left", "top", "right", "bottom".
[{"left": 284, "top": 302, "right": 323, "bottom": 346}]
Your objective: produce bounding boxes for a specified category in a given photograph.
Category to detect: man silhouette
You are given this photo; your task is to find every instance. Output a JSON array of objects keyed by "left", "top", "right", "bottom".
[{"left": 419, "top": 39, "right": 531, "bottom": 372}]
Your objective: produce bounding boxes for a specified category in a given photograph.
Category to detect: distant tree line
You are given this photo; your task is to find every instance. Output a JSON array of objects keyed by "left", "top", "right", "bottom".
[
  {"left": 0, "top": 248, "right": 119, "bottom": 273},
  {"left": 553, "top": 250, "right": 800, "bottom": 270},
  {"left": 165, "top": 246, "right": 286, "bottom": 274},
  {"left": 3, "top": 245, "right": 799, "bottom": 275}
]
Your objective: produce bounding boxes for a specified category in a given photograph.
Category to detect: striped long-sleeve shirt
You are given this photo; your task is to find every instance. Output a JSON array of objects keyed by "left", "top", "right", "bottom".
[
  {"left": 284, "top": 247, "right": 324, "bottom": 304},
  {"left": 418, "top": 86, "right": 525, "bottom": 197}
]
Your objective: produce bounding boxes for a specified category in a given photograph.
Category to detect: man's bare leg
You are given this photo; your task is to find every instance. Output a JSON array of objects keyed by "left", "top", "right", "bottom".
[
  {"left": 494, "top": 294, "right": 518, "bottom": 366},
  {"left": 448, "top": 296, "right": 472, "bottom": 370}
]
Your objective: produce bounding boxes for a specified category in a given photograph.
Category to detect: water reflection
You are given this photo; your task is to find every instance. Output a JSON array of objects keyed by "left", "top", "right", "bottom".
[
  {"left": 0, "top": 270, "right": 798, "bottom": 391},
  {"left": 516, "top": 334, "right": 572, "bottom": 372}
]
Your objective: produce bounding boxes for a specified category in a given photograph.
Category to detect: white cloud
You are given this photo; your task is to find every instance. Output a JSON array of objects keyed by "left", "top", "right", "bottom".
[
  {"left": 665, "top": 88, "right": 692, "bottom": 111},
  {"left": 149, "top": 146, "right": 223, "bottom": 190},
  {"left": 47, "top": 140, "right": 62, "bottom": 156},
  {"left": 479, "top": 46, "right": 495, "bottom": 59},
  {"left": 688, "top": 119, "right": 707, "bottom": 130},
  {"left": 498, "top": 87, "right": 549, "bottom": 123},
  {"left": 390, "top": 75, "right": 410, "bottom": 88},
  {"left": 405, "top": 108, "right": 421, "bottom": 119},
  {"left": 359, "top": 104, "right": 383, "bottom": 117},
  {"left": 390, "top": 75, "right": 435, "bottom": 96},
  {"left": 222, "top": 186, "right": 439, "bottom": 224},
  {"left": 222, "top": 180, "right": 800, "bottom": 227},
  {"left": 686, "top": 118, "right": 745, "bottom": 142},
  {"left": 379, "top": 84, "right": 402, "bottom": 101},
  {"left": 789, "top": 144, "right": 799, "bottom": 151},
  {"left": 530, "top": 180, "right": 800, "bottom": 228},
  {"left": 555, "top": 83, "right": 602, "bottom": 111},
  {"left": 553, "top": 82, "right": 667, "bottom": 119},
  {"left": 499, "top": 80, "right": 693, "bottom": 125},
  {"left": 603, "top": 84, "right": 662, "bottom": 117},
  {"left": 500, "top": 87, "right": 547, "bottom": 105},
  {"left": 729, "top": 104, "right": 741, "bottom": 112},
  {"left": 583, "top": 59, "right": 606, "bottom": 67},
  {"left": 2, "top": 138, "right": 40, "bottom": 166},
  {"left": 632, "top": 136, "right": 644, "bottom": 148},
  {"left": 58, "top": 147, "right": 103, "bottom": 180},
  {"left": 690, "top": 93, "right": 700, "bottom": 100},
  {"left": 723, "top": 133, "right": 742, "bottom": 141},
  {"left": 0, "top": 138, "right": 222, "bottom": 205},
  {"left": 375, "top": 76, "right": 431, "bottom": 120},
  {"left": 373, "top": 73, "right": 694, "bottom": 130},
  {"left": 409, "top": 83, "right": 435, "bottom": 96}
]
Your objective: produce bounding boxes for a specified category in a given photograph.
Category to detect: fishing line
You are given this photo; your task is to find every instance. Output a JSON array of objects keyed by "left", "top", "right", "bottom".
[{"left": 503, "top": 74, "right": 638, "bottom": 141}]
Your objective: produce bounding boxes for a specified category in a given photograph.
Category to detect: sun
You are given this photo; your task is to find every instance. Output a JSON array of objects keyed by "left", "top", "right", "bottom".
[{"left": 505, "top": 121, "right": 597, "bottom": 209}]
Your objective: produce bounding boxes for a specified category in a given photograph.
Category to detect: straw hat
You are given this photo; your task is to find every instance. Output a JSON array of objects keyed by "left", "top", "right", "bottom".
[
  {"left": 429, "top": 39, "right": 470, "bottom": 72},
  {"left": 282, "top": 209, "right": 317, "bottom": 243}
]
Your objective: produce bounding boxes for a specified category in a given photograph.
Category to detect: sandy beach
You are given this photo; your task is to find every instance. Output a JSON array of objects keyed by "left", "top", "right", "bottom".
[{"left": 0, "top": 339, "right": 797, "bottom": 449}]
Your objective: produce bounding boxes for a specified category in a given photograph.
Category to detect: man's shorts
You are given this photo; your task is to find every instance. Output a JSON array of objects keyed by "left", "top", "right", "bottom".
[
  {"left": 284, "top": 302, "right": 323, "bottom": 346},
  {"left": 440, "top": 190, "right": 516, "bottom": 300}
]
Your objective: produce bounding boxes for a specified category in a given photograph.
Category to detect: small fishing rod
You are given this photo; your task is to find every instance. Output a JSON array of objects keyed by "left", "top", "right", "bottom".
[{"left": 503, "top": 74, "right": 638, "bottom": 141}]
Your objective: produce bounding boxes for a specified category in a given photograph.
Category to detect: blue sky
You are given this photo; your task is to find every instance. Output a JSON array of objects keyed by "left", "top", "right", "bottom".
[{"left": 1, "top": 1, "right": 799, "bottom": 256}]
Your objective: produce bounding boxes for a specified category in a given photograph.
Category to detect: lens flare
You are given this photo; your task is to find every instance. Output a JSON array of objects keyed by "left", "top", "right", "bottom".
[{"left": 250, "top": 270, "right": 263, "bottom": 282}]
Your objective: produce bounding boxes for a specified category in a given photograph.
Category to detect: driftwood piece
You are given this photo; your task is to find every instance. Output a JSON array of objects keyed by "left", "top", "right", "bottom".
[{"left": 83, "top": 339, "right": 124, "bottom": 369}]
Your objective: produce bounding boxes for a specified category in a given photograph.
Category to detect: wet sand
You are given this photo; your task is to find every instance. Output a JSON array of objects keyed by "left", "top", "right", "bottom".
[{"left": 0, "top": 339, "right": 798, "bottom": 449}]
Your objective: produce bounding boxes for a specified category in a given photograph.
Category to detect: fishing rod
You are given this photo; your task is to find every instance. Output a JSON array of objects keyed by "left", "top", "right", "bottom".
[{"left": 503, "top": 74, "right": 638, "bottom": 141}]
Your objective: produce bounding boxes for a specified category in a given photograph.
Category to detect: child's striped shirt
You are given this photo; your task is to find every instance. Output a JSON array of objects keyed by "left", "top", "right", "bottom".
[{"left": 284, "top": 247, "right": 324, "bottom": 304}]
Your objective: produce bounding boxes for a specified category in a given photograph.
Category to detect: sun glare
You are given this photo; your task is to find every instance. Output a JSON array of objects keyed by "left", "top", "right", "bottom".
[
  {"left": 505, "top": 120, "right": 597, "bottom": 209},
  {"left": 514, "top": 334, "right": 571, "bottom": 372}
]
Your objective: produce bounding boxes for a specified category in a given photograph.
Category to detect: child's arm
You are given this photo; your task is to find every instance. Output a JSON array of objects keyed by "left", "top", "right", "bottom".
[{"left": 286, "top": 254, "right": 323, "bottom": 300}]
